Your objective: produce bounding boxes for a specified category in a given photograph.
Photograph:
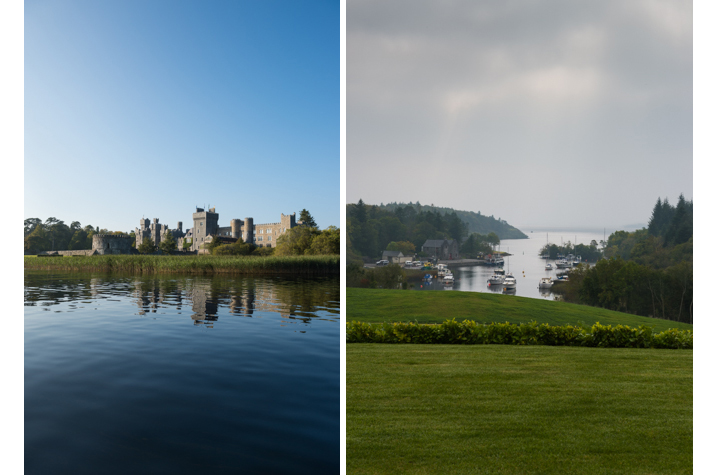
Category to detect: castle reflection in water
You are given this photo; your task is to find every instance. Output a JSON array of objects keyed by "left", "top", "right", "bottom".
[{"left": 130, "top": 275, "right": 339, "bottom": 327}]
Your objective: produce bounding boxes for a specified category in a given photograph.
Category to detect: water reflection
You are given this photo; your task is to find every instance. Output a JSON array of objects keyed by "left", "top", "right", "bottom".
[
  {"left": 25, "top": 271, "right": 340, "bottom": 474},
  {"left": 25, "top": 272, "right": 340, "bottom": 328}
]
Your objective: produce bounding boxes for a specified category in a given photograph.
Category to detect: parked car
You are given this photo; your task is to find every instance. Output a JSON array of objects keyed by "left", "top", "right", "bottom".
[
  {"left": 376, "top": 260, "right": 389, "bottom": 266},
  {"left": 405, "top": 261, "right": 413, "bottom": 266},
  {"left": 412, "top": 261, "right": 422, "bottom": 267}
]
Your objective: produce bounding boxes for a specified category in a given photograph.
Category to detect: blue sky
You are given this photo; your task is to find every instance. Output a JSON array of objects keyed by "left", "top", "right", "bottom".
[{"left": 25, "top": 0, "right": 340, "bottom": 232}]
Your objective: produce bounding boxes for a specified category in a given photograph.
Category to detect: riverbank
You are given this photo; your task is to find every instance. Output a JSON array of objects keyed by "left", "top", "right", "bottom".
[
  {"left": 346, "top": 288, "right": 692, "bottom": 331},
  {"left": 24, "top": 254, "right": 340, "bottom": 274}
]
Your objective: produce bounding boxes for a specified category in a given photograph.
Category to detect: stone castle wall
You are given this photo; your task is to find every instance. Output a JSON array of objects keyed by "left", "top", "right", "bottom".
[{"left": 92, "top": 234, "right": 134, "bottom": 255}]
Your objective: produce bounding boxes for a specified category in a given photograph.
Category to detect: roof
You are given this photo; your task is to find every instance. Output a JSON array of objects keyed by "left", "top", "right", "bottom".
[
  {"left": 422, "top": 239, "right": 448, "bottom": 248},
  {"left": 382, "top": 250, "right": 404, "bottom": 257}
]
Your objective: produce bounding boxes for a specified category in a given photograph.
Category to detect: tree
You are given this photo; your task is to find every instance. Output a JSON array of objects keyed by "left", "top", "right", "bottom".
[
  {"left": 160, "top": 231, "right": 177, "bottom": 254},
  {"left": 353, "top": 199, "right": 367, "bottom": 223},
  {"left": 138, "top": 236, "right": 155, "bottom": 254},
  {"left": 24, "top": 218, "right": 42, "bottom": 236},
  {"left": 68, "top": 229, "right": 88, "bottom": 250},
  {"left": 212, "top": 238, "right": 255, "bottom": 256},
  {"left": 275, "top": 226, "right": 317, "bottom": 256},
  {"left": 299, "top": 209, "right": 318, "bottom": 228},
  {"left": 206, "top": 236, "right": 222, "bottom": 253},
  {"left": 308, "top": 226, "right": 340, "bottom": 255}
]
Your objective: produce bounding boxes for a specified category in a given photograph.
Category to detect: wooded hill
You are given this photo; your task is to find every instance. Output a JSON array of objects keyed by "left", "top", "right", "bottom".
[{"left": 377, "top": 202, "right": 527, "bottom": 240}]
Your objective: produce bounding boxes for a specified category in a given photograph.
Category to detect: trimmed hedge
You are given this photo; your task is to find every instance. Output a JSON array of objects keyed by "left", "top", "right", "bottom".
[{"left": 346, "top": 320, "right": 692, "bottom": 349}]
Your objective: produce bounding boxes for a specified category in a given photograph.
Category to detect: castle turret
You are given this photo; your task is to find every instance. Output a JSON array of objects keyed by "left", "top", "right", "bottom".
[
  {"left": 245, "top": 217, "right": 254, "bottom": 244},
  {"left": 231, "top": 219, "right": 238, "bottom": 239}
]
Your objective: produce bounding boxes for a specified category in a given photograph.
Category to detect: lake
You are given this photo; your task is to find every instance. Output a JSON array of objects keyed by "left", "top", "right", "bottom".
[
  {"left": 411, "top": 229, "right": 608, "bottom": 300},
  {"left": 25, "top": 271, "right": 340, "bottom": 474}
]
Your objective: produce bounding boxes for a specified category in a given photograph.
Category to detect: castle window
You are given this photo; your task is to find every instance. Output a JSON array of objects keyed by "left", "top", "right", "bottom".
[
  {"left": 267, "top": 228, "right": 272, "bottom": 233},
  {"left": 257, "top": 236, "right": 263, "bottom": 241},
  {"left": 267, "top": 236, "right": 272, "bottom": 241}
]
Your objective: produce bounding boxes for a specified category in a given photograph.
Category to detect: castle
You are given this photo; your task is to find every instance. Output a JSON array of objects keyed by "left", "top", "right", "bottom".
[{"left": 135, "top": 207, "right": 301, "bottom": 252}]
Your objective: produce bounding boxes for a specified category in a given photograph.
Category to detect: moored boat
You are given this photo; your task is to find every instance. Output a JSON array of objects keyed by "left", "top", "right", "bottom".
[
  {"left": 539, "top": 277, "right": 554, "bottom": 289},
  {"left": 487, "top": 269, "right": 505, "bottom": 286},
  {"left": 503, "top": 274, "right": 516, "bottom": 290}
]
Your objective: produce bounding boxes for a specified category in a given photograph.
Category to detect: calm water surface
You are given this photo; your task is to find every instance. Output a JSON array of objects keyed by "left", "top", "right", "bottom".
[
  {"left": 412, "top": 229, "right": 606, "bottom": 300},
  {"left": 25, "top": 271, "right": 339, "bottom": 474}
]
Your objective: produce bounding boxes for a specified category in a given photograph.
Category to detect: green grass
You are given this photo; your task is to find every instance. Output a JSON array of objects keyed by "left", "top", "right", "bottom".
[
  {"left": 346, "top": 288, "right": 692, "bottom": 331},
  {"left": 24, "top": 254, "right": 339, "bottom": 274},
  {"left": 347, "top": 344, "right": 692, "bottom": 475}
]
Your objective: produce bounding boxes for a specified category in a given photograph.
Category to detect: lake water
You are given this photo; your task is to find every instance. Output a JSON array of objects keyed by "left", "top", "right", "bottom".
[
  {"left": 412, "top": 229, "right": 607, "bottom": 300},
  {"left": 25, "top": 271, "right": 340, "bottom": 474}
]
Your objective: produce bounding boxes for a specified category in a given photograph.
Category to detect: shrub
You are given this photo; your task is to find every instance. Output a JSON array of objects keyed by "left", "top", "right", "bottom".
[{"left": 346, "top": 320, "right": 692, "bottom": 349}]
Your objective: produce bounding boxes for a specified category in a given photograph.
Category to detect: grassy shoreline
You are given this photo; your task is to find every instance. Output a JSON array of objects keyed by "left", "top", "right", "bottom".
[
  {"left": 24, "top": 254, "right": 339, "bottom": 274},
  {"left": 348, "top": 344, "right": 692, "bottom": 475},
  {"left": 346, "top": 287, "right": 692, "bottom": 331}
]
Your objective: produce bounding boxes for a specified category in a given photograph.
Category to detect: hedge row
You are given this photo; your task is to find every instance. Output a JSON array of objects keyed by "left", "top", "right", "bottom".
[{"left": 346, "top": 320, "right": 692, "bottom": 349}]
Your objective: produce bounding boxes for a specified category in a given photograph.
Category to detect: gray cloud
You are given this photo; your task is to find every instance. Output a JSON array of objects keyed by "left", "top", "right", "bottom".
[{"left": 346, "top": 0, "right": 692, "bottom": 229}]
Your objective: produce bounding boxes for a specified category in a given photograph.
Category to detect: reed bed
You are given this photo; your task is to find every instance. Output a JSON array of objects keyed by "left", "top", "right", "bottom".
[{"left": 24, "top": 254, "right": 339, "bottom": 275}]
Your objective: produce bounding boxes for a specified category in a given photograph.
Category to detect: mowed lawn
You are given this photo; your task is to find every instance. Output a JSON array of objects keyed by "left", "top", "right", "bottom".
[
  {"left": 347, "top": 344, "right": 692, "bottom": 475},
  {"left": 346, "top": 288, "right": 693, "bottom": 331}
]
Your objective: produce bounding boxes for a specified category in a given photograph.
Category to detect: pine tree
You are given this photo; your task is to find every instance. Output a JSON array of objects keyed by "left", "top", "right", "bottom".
[
  {"left": 299, "top": 209, "right": 318, "bottom": 228},
  {"left": 648, "top": 197, "right": 663, "bottom": 236},
  {"left": 159, "top": 231, "right": 177, "bottom": 254}
]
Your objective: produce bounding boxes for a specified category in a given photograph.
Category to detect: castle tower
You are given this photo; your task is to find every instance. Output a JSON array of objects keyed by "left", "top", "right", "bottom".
[
  {"left": 231, "top": 219, "right": 238, "bottom": 239},
  {"left": 245, "top": 217, "right": 254, "bottom": 244}
]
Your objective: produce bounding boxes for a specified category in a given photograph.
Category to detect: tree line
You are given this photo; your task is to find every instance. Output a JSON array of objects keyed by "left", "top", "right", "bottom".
[
  {"left": 347, "top": 200, "right": 470, "bottom": 262},
  {"left": 24, "top": 218, "right": 128, "bottom": 254},
  {"left": 24, "top": 209, "right": 338, "bottom": 257},
  {"left": 558, "top": 194, "right": 692, "bottom": 323}
]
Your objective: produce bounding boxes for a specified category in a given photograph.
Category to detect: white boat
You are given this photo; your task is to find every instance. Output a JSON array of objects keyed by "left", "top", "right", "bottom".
[
  {"left": 502, "top": 274, "right": 516, "bottom": 290},
  {"left": 555, "top": 259, "right": 572, "bottom": 269},
  {"left": 487, "top": 269, "right": 505, "bottom": 286},
  {"left": 539, "top": 277, "right": 554, "bottom": 289},
  {"left": 443, "top": 274, "right": 454, "bottom": 284},
  {"left": 545, "top": 263, "right": 553, "bottom": 270}
]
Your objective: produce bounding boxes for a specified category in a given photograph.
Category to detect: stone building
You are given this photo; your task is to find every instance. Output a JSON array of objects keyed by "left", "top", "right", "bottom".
[
  {"left": 39, "top": 233, "right": 134, "bottom": 256},
  {"left": 421, "top": 239, "right": 459, "bottom": 260},
  {"left": 135, "top": 218, "right": 185, "bottom": 250},
  {"left": 189, "top": 207, "right": 301, "bottom": 252},
  {"left": 134, "top": 207, "right": 301, "bottom": 253}
]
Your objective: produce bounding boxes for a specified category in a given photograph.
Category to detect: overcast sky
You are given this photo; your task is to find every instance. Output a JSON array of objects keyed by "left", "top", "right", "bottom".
[
  {"left": 24, "top": 0, "right": 339, "bottom": 232},
  {"left": 346, "top": 0, "right": 692, "bottom": 231}
]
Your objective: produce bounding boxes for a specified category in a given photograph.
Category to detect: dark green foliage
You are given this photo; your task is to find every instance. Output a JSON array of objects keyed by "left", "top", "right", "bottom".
[
  {"left": 378, "top": 202, "right": 528, "bottom": 239},
  {"left": 159, "top": 230, "right": 177, "bottom": 254},
  {"left": 206, "top": 236, "right": 222, "bottom": 253},
  {"left": 138, "top": 237, "right": 155, "bottom": 254},
  {"left": 346, "top": 200, "right": 473, "bottom": 259},
  {"left": 274, "top": 226, "right": 339, "bottom": 256},
  {"left": 212, "top": 238, "right": 255, "bottom": 256},
  {"left": 566, "top": 258, "right": 693, "bottom": 323},
  {"left": 646, "top": 195, "right": 692, "bottom": 246},
  {"left": 298, "top": 209, "right": 318, "bottom": 228},
  {"left": 346, "top": 320, "right": 692, "bottom": 349},
  {"left": 459, "top": 232, "right": 494, "bottom": 257},
  {"left": 346, "top": 263, "right": 406, "bottom": 289},
  {"left": 23, "top": 218, "right": 128, "bottom": 254}
]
